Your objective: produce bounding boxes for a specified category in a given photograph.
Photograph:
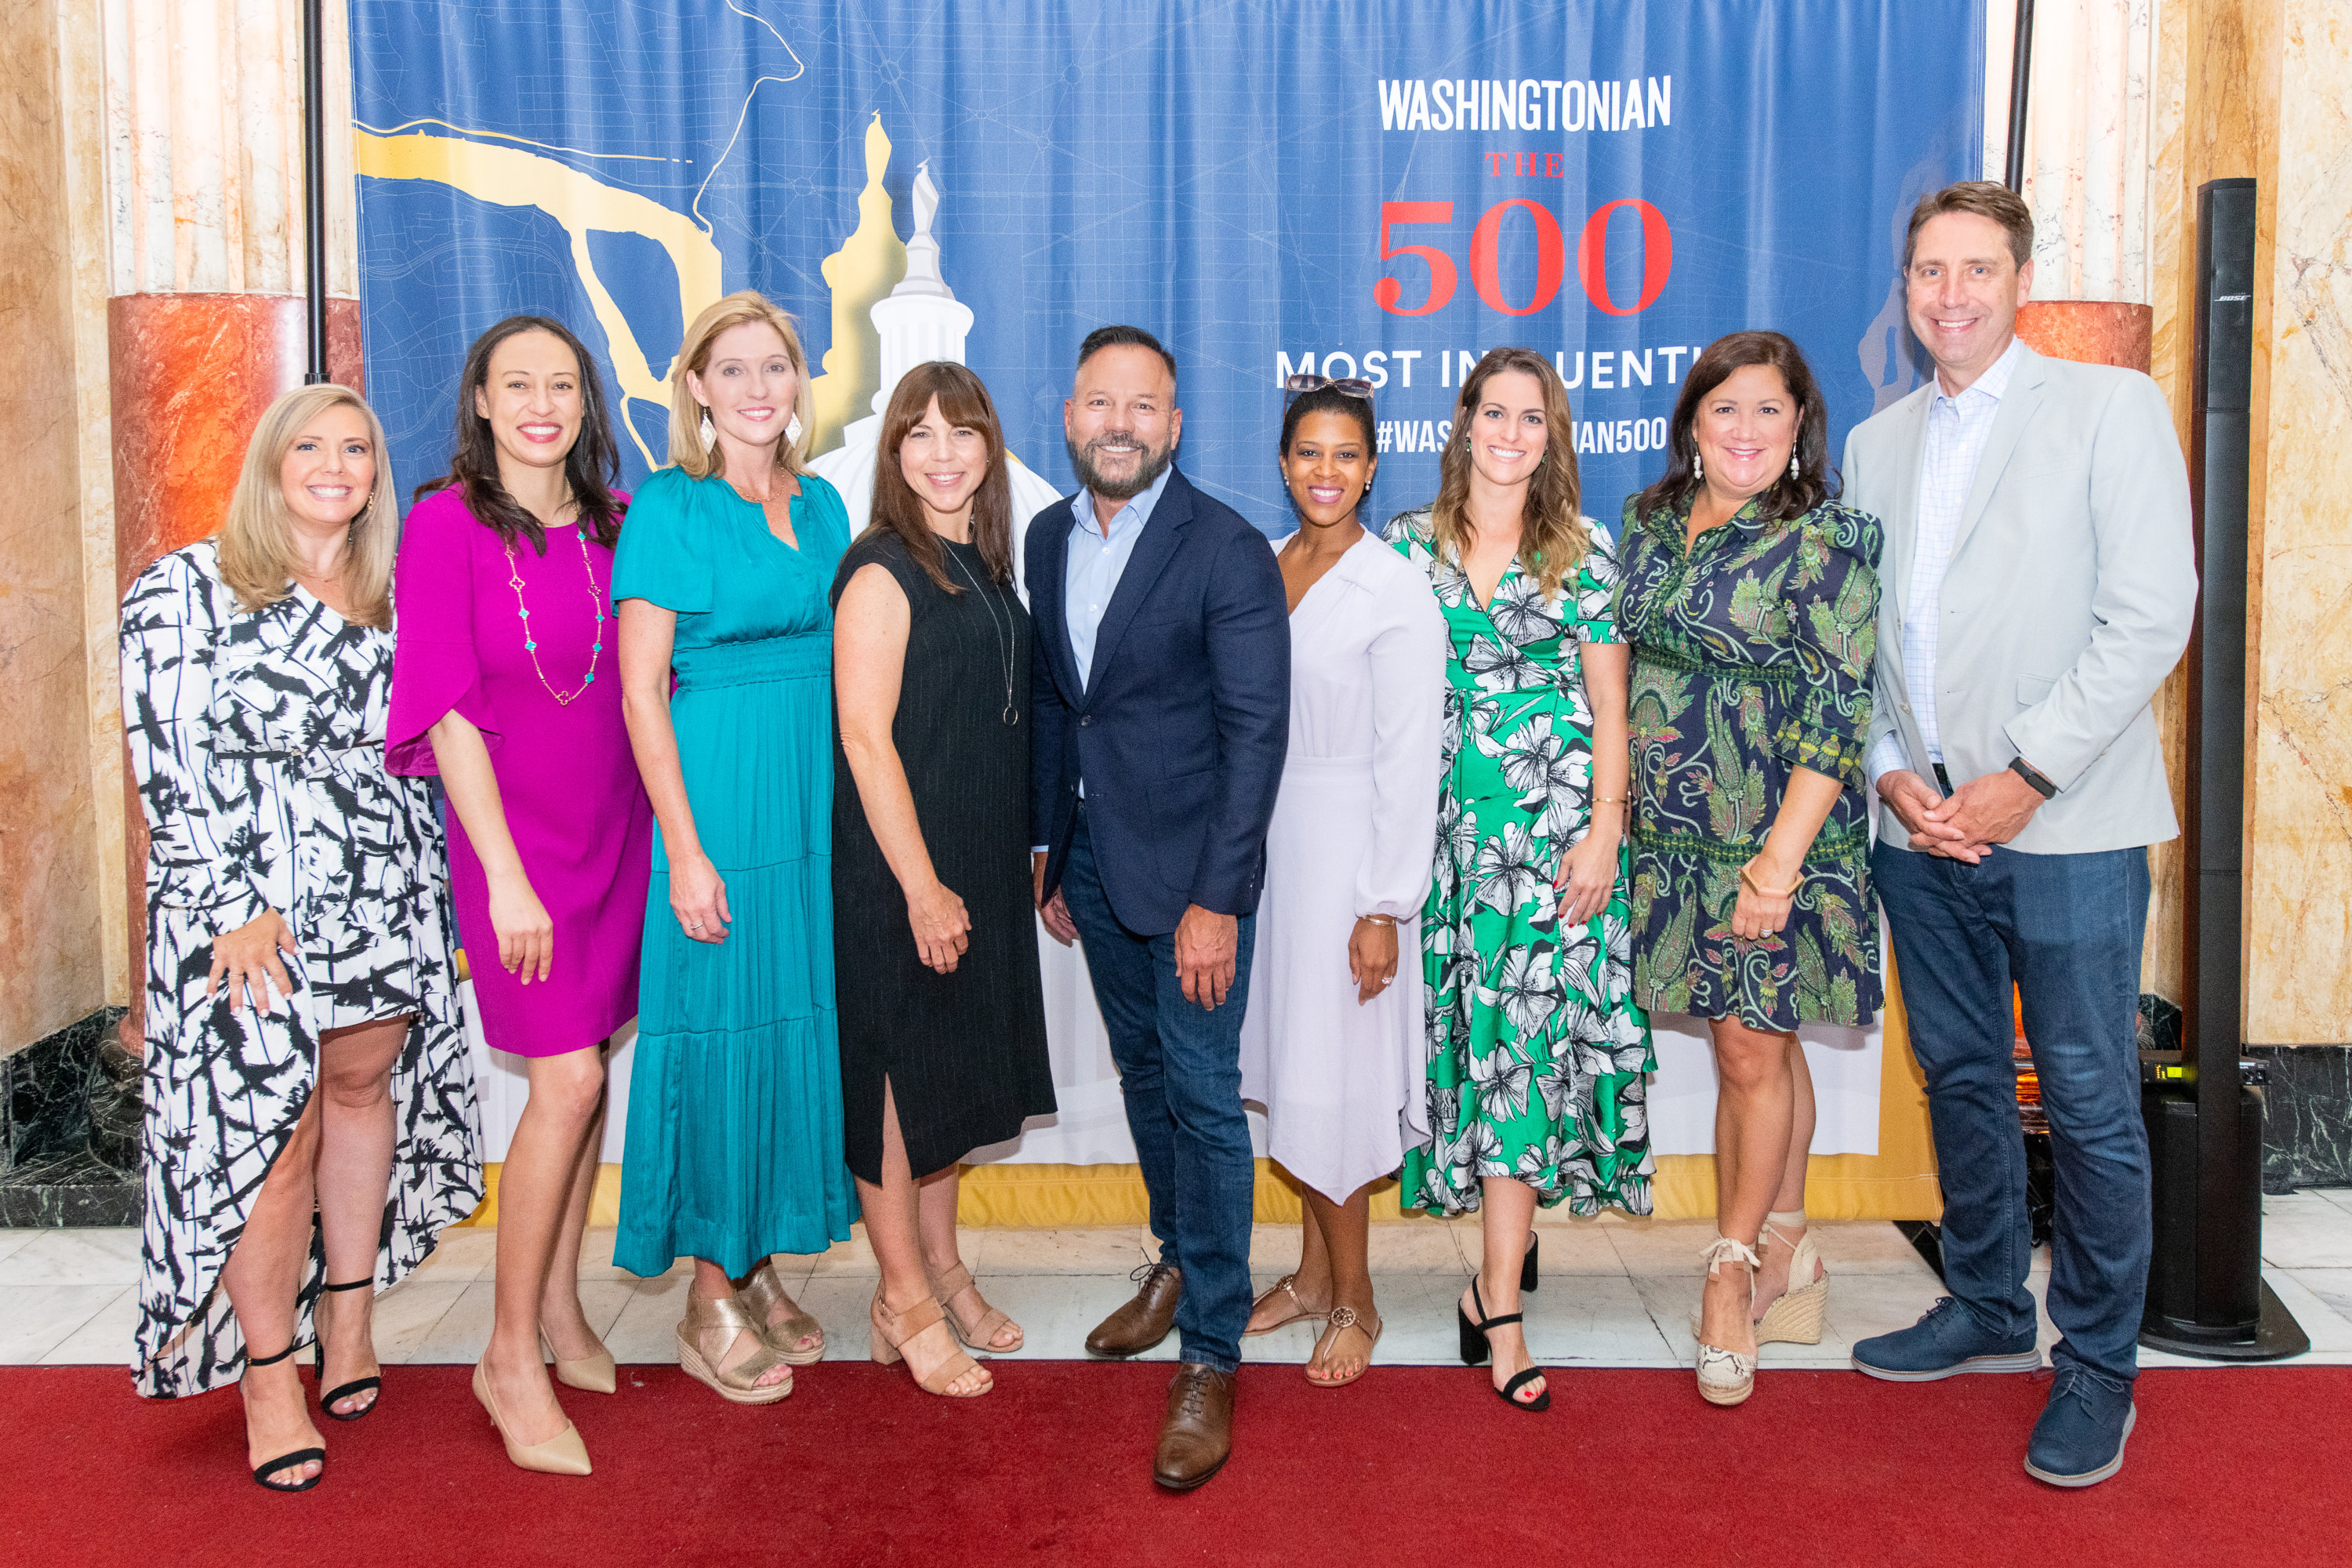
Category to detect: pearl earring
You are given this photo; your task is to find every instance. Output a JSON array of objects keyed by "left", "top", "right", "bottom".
[
  {"left": 699, "top": 408, "right": 715, "bottom": 445},
  {"left": 1790, "top": 453, "right": 1801, "bottom": 477},
  {"left": 1694, "top": 452, "right": 1703, "bottom": 481}
]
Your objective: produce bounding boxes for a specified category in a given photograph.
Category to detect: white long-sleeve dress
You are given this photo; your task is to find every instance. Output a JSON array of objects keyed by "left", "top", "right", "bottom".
[{"left": 1239, "top": 530, "right": 1447, "bottom": 1203}]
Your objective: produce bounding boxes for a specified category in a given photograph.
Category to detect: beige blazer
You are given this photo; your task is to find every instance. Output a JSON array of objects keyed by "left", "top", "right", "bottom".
[{"left": 1842, "top": 344, "right": 2196, "bottom": 855}]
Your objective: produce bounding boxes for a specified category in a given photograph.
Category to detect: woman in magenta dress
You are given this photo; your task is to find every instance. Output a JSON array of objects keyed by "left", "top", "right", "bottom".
[{"left": 388, "top": 315, "right": 653, "bottom": 1475}]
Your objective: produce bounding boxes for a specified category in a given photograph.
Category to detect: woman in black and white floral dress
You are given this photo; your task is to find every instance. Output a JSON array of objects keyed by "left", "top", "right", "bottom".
[{"left": 122, "top": 384, "right": 481, "bottom": 1492}]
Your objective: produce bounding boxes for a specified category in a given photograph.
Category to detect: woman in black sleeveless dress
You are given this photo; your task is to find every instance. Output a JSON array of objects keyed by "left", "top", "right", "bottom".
[{"left": 830, "top": 362, "right": 1054, "bottom": 1398}]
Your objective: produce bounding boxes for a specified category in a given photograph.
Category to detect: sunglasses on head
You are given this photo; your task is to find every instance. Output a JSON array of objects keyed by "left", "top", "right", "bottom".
[{"left": 1283, "top": 372, "right": 1374, "bottom": 401}]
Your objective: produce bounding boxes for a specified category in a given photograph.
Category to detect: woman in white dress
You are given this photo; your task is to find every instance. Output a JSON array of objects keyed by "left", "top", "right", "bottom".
[{"left": 1239, "top": 379, "right": 1446, "bottom": 1386}]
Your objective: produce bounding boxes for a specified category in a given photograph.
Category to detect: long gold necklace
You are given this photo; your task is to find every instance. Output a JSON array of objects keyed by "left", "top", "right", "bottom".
[{"left": 502, "top": 506, "right": 605, "bottom": 705}]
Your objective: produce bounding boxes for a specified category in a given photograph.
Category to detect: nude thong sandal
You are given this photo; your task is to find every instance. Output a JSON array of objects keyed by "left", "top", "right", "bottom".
[
  {"left": 1305, "top": 1305, "right": 1382, "bottom": 1388},
  {"left": 1243, "top": 1272, "right": 1328, "bottom": 1337}
]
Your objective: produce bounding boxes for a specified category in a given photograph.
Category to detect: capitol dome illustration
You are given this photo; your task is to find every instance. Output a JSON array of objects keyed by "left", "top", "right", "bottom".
[{"left": 807, "top": 158, "right": 1065, "bottom": 579}]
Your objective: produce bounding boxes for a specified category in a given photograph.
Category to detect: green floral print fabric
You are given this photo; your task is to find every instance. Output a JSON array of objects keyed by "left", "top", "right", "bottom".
[{"left": 1384, "top": 506, "right": 1655, "bottom": 1220}]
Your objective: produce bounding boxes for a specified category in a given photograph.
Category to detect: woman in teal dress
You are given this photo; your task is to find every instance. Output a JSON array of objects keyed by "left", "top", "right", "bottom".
[
  {"left": 614, "top": 292, "right": 854, "bottom": 1405},
  {"left": 1383, "top": 348, "right": 1655, "bottom": 1414}
]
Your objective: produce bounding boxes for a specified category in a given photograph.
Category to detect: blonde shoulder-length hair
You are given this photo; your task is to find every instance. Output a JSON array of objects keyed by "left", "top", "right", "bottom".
[
  {"left": 666, "top": 290, "right": 816, "bottom": 481},
  {"left": 215, "top": 383, "right": 401, "bottom": 628},
  {"left": 1428, "top": 347, "right": 1588, "bottom": 601}
]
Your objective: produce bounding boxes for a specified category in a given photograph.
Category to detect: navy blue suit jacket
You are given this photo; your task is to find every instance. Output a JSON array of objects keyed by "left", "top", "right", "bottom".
[{"left": 1027, "top": 466, "right": 1289, "bottom": 937}]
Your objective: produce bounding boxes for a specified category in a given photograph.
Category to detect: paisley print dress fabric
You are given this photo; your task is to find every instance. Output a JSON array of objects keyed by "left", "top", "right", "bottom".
[
  {"left": 1383, "top": 506, "right": 1655, "bottom": 1219},
  {"left": 121, "top": 543, "right": 481, "bottom": 1398},
  {"left": 1613, "top": 495, "right": 1886, "bottom": 1031}
]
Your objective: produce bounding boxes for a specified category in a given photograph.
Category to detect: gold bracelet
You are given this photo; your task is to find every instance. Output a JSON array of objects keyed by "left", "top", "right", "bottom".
[{"left": 1738, "top": 858, "right": 1802, "bottom": 900}]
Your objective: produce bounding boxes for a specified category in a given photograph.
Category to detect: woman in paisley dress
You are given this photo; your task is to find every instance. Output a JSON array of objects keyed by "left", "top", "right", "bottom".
[
  {"left": 1384, "top": 348, "right": 1655, "bottom": 1413},
  {"left": 121, "top": 384, "right": 481, "bottom": 1491},
  {"left": 1613, "top": 331, "right": 1883, "bottom": 1408}
]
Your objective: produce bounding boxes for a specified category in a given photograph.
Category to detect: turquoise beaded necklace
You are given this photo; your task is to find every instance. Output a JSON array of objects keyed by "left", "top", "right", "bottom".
[{"left": 501, "top": 508, "right": 606, "bottom": 705}]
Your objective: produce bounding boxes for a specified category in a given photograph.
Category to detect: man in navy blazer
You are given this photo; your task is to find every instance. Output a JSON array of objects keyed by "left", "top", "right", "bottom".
[{"left": 1027, "top": 326, "right": 1288, "bottom": 1490}]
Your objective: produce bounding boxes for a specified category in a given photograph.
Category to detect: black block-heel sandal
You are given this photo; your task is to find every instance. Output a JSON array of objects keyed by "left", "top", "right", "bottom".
[
  {"left": 245, "top": 1342, "right": 326, "bottom": 1492},
  {"left": 316, "top": 1278, "right": 381, "bottom": 1421},
  {"left": 1456, "top": 1278, "right": 1551, "bottom": 1413}
]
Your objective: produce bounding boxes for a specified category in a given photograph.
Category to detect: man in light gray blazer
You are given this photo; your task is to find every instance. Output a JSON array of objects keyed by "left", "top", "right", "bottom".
[{"left": 1842, "top": 182, "right": 2196, "bottom": 1490}]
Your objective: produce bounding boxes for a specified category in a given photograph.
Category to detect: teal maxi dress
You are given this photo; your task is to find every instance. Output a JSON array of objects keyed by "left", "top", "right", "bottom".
[{"left": 611, "top": 464, "right": 856, "bottom": 1277}]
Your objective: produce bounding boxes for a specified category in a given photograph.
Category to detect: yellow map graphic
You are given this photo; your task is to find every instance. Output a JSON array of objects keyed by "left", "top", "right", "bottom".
[{"left": 353, "top": 115, "right": 908, "bottom": 466}]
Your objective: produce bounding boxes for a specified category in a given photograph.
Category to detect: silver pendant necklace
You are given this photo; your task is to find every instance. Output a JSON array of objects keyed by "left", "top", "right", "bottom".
[{"left": 946, "top": 542, "right": 1018, "bottom": 726}]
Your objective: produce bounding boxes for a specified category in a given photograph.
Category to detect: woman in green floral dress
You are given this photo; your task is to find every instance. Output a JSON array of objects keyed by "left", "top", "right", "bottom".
[
  {"left": 1385, "top": 349, "right": 1654, "bottom": 1414},
  {"left": 1613, "top": 331, "right": 1882, "bottom": 1409}
]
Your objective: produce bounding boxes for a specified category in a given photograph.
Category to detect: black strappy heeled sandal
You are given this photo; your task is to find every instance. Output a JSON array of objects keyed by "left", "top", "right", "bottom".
[
  {"left": 1457, "top": 1277, "right": 1551, "bottom": 1412},
  {"left": 316, "top": 1278, "right": 381, "bottom": 1421},
  {"left": 245, "top": 1343, "right": 327, "bottom": 1492}
]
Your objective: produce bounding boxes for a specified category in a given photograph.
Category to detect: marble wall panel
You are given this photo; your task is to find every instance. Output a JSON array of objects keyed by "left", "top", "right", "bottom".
[
  {"left": 2244, "top": 0, "right": 2351, "bottom": 1045},
  {"left": 0, "top": 0, "right": 109, "bottom": 1051},
  {"left": 104, "top": 0, "right": 358, "bottom": 298},
  {"left": 107, "top": 292, "right": 364, "bottom": 1050}
]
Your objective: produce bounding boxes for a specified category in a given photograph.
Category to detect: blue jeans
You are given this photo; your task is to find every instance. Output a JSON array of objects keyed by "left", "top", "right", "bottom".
[
  {"left": 1873, "top": 840, "right": 2152, "bottom": 1381},
  {"left": 1059, "top": 811, "right": 1258, "bottom": 1374}
]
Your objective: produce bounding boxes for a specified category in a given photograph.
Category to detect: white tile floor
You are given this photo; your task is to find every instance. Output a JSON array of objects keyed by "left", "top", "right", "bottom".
[{"left": 9, "top": 1192, "right": 2352, "bottom": 1372}]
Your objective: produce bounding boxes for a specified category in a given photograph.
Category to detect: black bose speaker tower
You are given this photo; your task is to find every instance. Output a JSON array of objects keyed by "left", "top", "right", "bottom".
[{"left": 2139, "top": 177, "right": 2307, "bottom": 1360}]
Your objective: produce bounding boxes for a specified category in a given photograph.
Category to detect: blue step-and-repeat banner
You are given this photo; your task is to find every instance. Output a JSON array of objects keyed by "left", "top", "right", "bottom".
[{"left": 349, "top": 1, "right": 1984, "bottom": 534}]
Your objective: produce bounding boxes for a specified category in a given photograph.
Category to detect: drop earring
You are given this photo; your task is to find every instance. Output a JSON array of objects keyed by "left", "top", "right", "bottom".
[
  {"left": 699, "top": 408, "right": 715, "bottom": 445},
  {"left": 786, "top": 413, "right": 804, "bottom": 445},
  {"left": 1790, "top": 452, "right": 1801, "bottom": 477},
  {"left": 1694, "top": 452, "right": 1703, "bottom": 482}
]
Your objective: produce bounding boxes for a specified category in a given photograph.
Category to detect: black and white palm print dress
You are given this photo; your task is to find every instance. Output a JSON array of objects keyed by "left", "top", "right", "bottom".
[{"left": 121, "top": 542, "right": 481, "bottom": 1399}]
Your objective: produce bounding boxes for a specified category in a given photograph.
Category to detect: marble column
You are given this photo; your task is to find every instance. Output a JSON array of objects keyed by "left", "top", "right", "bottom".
[
  {"left": 1, "top": 0, "right": 114, "bottom": 1054},
  {"left": 103, "top": 0, "right": 365, "bottom": 1051}
]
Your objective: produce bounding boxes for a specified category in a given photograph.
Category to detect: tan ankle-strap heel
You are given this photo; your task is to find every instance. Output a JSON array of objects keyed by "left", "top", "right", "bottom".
[
  {"left": 871, "top": 1291, "right": 990, "bottom": 1398},
  {"left": 676, "top": 1291, "right": 795, "bottom": 1405},
  {"left": 927, "top": 1261, "right": 1022, "bottom": 1352},
  {"left": 1755, "top": 1219, "right": 1829, "bottom": 1346}
]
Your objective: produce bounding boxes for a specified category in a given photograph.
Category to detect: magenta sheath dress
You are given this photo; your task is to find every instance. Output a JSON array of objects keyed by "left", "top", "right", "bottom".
[{"left": 387, "top": 485, "right": 654, "bottom": 1057}]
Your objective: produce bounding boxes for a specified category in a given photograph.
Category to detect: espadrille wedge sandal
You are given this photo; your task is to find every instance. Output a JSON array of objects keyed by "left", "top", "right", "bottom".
[
  {"left": 1695, "top": 1236, "right": 1761, "bottom": 1407},
  {"left": 1754, "top": 1218, "right": 1829, "bottom": 1347}
]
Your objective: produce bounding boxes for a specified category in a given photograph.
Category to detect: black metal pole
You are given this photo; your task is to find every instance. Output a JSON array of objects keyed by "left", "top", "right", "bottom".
[
  {"left": 2004, "top": 0, "right": 2036, "bottom": 192},
  {"left": 301, "top": 0, "right": 329, "bottom": 384}
]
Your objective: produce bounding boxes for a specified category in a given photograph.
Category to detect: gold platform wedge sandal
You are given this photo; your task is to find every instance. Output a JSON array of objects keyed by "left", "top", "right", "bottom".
[
  {"left": 739, "top": 1261, "right": 828, "bottom": 1366},
  {"left": 1695, "top": 1236, "right": 1761, "bottom": 1408},
  {"left": 675, "top": 1290, "right": 797, "bottom": 1405},
  {"left": 1754, "top": 1210, "right": 1829, "bottom": 1347}
]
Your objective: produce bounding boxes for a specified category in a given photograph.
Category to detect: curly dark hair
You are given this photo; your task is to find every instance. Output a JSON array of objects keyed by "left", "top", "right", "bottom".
[{"left": 413, "top": 314, "right": 626, "bottom": 553}]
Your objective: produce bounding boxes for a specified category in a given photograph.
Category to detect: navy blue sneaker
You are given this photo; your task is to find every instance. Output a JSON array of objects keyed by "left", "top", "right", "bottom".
[
  {"left": 1851, "top": 1296, "right": 2042, "bottom": 1381},
  {"left": 2024, "top": 1366, "right": 2137, "bottom": 1488}
]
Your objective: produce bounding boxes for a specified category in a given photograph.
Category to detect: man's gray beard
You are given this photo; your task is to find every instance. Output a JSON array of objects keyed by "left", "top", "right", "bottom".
[{"left": 1066, "top": 434, "right": 1174, "bottom": 501}]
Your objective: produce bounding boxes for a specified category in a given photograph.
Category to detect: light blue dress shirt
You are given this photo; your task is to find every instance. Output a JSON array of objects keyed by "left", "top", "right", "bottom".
[
  {"left": 1065, "top": 464, "right": 1173, "bottom": 691},
  {"left": 1867, "top": 337, "right": 2025, "bottom": 790}
]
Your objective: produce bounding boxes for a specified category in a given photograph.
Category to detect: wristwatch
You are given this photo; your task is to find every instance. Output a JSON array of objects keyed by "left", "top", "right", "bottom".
[{"left": 2008, "top": 756, "right": 2058, "bottom": 800}]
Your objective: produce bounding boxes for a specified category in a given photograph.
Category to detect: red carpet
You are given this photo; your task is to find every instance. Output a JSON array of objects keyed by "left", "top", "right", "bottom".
[{"left": 8, "top": 1362, "right": 2347, "bottom": 1566}]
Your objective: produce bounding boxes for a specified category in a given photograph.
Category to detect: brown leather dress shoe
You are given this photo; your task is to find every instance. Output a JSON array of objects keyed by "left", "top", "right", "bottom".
[
  {"left": 1085, "top": 1262, "right": 1182, "bottom": 1358},
  {"left": 1152, "top": 1363, "right": 1234, "bottom": 1491}
]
